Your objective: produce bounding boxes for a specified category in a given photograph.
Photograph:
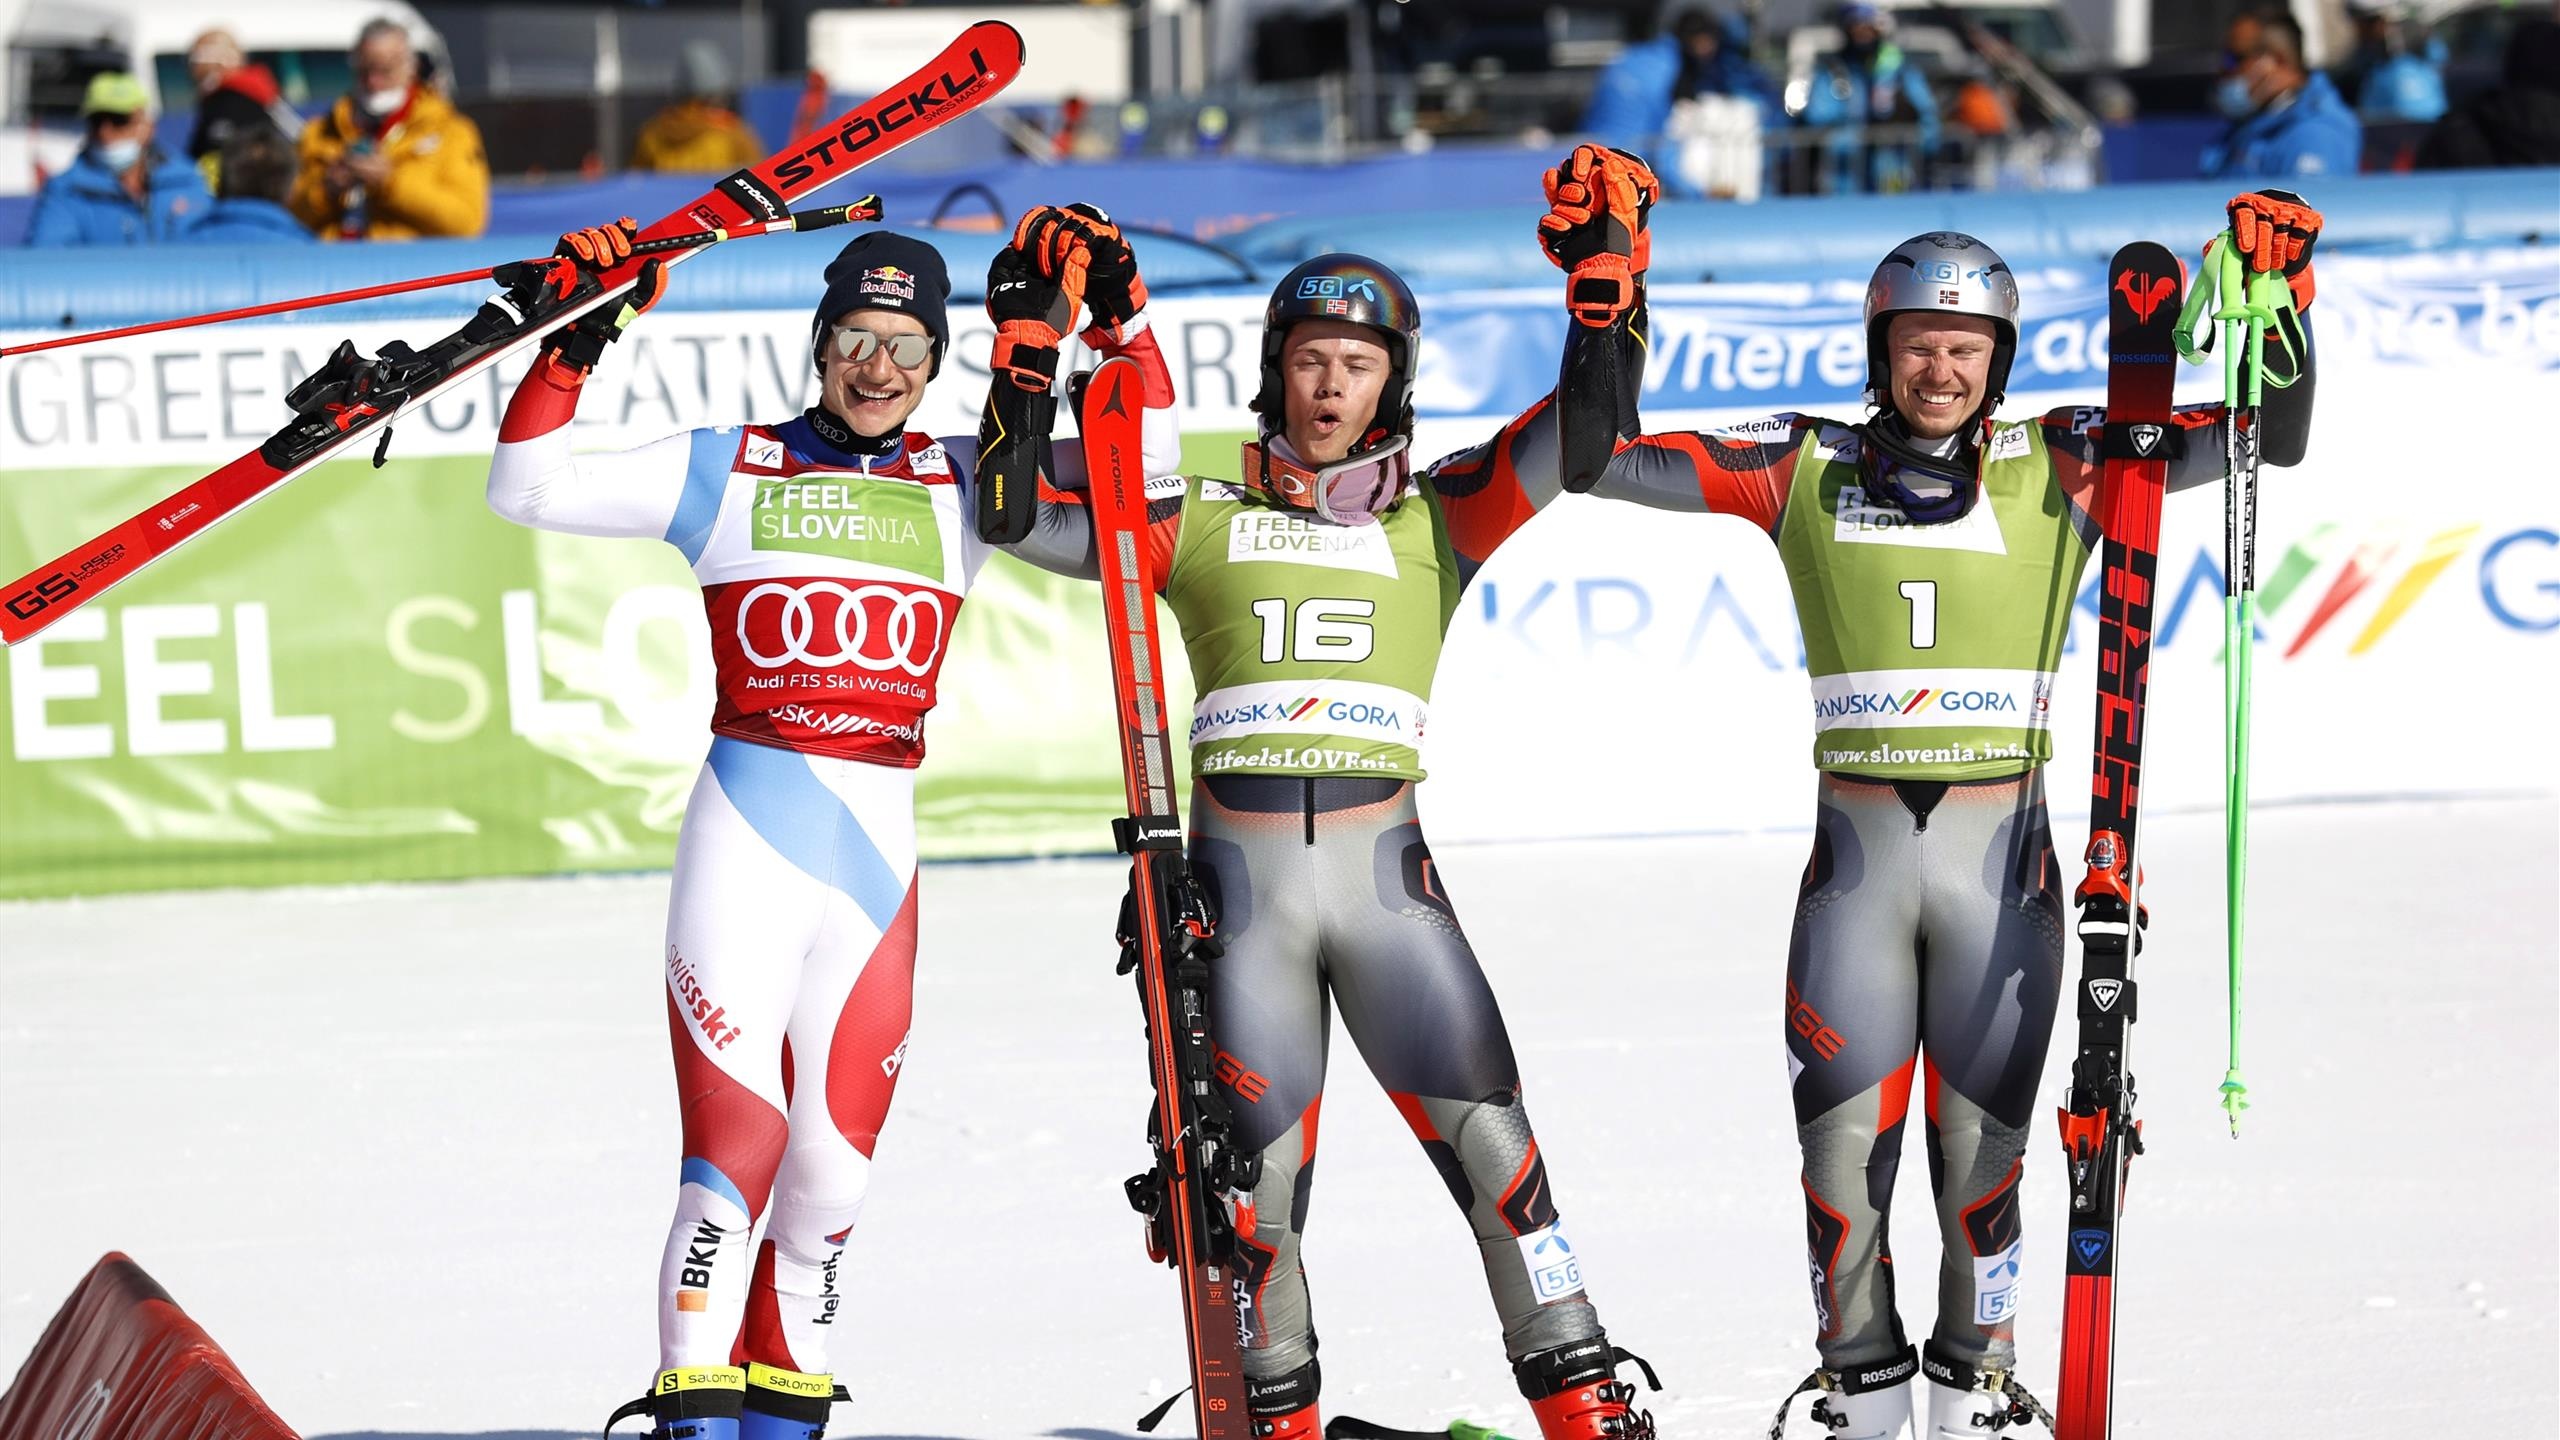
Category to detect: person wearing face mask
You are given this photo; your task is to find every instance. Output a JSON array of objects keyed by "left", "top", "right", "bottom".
[
  {"left": 25, "top": 72, "right": 209, "bottom": 247},
  {"left": 1796, "top": 2, "right": 1940, "bottom": 194},
  {"left": 1578, "top": 192, "right": 2324, "bottom": 1437},
  {"left": 485, "top": 217, "right": 1178, "bottom": 1439},
  {"left": 2202, "top": 8, "right": 2362, "bottom": 179},
  {"left": 287, "top": 17, "right": 487, "bottom": 239},
  {"left": 977, "top": 160, "right": 1666, "bottom": 1440}
]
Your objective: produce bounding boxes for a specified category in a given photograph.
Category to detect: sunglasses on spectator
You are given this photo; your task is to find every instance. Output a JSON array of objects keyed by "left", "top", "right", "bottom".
[{"left": 830, "top": 327, "right": 934, "bottom": 369}]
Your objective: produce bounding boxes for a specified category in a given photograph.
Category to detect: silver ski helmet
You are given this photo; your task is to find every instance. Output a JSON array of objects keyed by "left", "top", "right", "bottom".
[
  {"left": 1253, "top": 253, "right": 1422, "bottom": 451},
  {"left": 1862, "top": 231, "right": 2021, "bottom": 413}
]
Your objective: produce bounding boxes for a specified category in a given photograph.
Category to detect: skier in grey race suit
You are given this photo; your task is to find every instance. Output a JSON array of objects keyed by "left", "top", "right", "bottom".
[
  {"left": 1576, "top": 185, "right": 2326, "bottom": 1438},
  {"left": 980, "top": 165, "right": 1665, "bottom": 1439}
]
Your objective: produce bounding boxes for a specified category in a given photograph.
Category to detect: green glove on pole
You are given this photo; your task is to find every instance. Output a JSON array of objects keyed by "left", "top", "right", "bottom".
[{"left": 2174, "top": 233, "right": 2300, "bottom": 1138}]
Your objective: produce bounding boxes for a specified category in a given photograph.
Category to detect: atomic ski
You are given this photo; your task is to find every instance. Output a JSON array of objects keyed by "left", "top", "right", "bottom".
[
  {"left": 1080, "top": 355, "right": 1254, "bottom": 1438},
  {"left": 2053, "top": 240, "right": 2184, "bottom": 1438},
  {"left": 0, "top": 20, "right": 1025, "bottom": 646},
  {"left": 1327, "top": 1417, "right": 1512, "bottom": 1440}
]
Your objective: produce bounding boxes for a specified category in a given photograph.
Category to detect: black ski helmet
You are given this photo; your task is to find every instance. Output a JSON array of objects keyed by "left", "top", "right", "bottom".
[
  {"left": 1862, "top": 231, "right": 2021, "bottom": 413},
  {"left": 1252, "top": 253, "right": 1422, "bottom": 450}
]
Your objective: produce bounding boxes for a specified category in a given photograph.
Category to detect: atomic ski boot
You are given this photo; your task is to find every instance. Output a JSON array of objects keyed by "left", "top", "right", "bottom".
[{"left": 1513, "top": 1335, "right": 1661, "bottom": 1439}]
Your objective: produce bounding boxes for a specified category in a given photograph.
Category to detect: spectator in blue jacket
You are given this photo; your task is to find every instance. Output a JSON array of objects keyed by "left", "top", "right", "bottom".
[
  {"left": 1584, "top": 7, "right": 1780, "bottom": 152},
  {"left": 2338, "top": 2, "right": 2448, "bottom": 124},
  {"left": 1797, "top": 2, "right": 1940, "bottom": 193},
  {"left": 25, "top": 73, "right": 210, "bottom": 246},
  {"left": 183, "top": 131, "right": 314, "bottom": 243},
  {"left": 2203, "top": 9, "right": 2363, "bottom": 178}
]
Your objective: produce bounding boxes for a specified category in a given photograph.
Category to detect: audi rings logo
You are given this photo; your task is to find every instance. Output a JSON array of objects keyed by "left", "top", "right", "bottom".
[{"left": 736, "top": 581, "right": 949, "bottom": 674}]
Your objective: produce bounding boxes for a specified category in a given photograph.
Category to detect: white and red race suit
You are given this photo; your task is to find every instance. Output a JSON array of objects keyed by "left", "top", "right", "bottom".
[{"left": 486, "top": 320, "right": 1176, "bottom": 1380}]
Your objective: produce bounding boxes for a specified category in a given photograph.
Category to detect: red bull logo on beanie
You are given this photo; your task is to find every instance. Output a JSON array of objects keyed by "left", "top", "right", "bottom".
[{"left": 860, "top": 265, "right": 918, "bottom": 301}]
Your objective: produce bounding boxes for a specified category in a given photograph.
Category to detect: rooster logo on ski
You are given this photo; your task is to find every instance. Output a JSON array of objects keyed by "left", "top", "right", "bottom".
[{"left": 2115, "top": 271, "right": 2178, "bottom": 324}]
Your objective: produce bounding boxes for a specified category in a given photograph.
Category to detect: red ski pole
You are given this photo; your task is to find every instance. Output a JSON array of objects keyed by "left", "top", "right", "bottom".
[{"left": 0, "top": 194, "right": 882, "bottom": 360}]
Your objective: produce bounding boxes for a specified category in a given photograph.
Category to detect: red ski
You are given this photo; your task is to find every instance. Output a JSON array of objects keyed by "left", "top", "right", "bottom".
[
  {"left": 0, "top": 20, "right": 1024, "bottom": 646},
  {"left": 2054, "top": 240, "right": 2184, "bottom": 1438},
  {"left": 1080, "top": 355, "right": 1253, "bottom": 1437}
]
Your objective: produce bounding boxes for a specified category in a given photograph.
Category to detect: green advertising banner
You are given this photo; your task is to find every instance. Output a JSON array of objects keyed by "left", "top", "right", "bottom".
[{"left": 0, "top": 435, "right": 1245, "bottom": 899}]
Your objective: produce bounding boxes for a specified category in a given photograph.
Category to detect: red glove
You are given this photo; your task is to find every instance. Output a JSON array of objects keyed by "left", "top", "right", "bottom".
[
  {"left": 1539, "top": 145, "right": 1661, "bottom": 328},
  {"left": 2227, "top": 190, "right": 2321, "bottom": 310},
  {"left": 541, "top": 217, "right": 662, "bottom": 373},
  {"left": 1013, "top": 203, "right": 1149, "bottom": 346}
]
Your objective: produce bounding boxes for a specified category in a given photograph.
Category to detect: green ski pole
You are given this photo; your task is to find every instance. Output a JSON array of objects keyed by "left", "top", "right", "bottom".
[{"left": 2175, "top": 232, "right": 2301, "bottom": 1138}]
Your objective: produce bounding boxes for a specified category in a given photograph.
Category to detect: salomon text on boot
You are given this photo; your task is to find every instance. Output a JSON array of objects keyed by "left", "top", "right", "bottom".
[
  {"left": 741, "top": 1362, "right": 847, "bottom": 1440},
  {"left": 603, "top": 1365, "right": 746, "bottom": 1440}
]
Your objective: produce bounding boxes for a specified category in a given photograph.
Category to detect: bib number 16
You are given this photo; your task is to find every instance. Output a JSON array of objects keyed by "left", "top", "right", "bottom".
[{"left": 1252, "top": 596, "right": 1376, "bottom": 663}]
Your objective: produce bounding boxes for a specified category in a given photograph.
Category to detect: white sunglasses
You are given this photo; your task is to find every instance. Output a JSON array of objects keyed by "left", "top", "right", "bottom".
[{"left": 829, "top": 326, "right": 934, "bottom": 369}]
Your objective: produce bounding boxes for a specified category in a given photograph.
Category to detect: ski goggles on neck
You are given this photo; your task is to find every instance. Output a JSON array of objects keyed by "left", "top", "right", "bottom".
[
  {"left": 1250, "top": 434, "right": 1412, "bottom": 526},
  {"left": 828, "top": 326, "right": 935, "bottom": 369}
]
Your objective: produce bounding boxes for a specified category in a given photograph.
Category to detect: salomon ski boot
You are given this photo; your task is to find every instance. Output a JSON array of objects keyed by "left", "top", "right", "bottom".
[
  {"left": 1918, "top": 1343, "right": 2051, "bottom": 1437},
  {"left": 1250, "top": 1358, "right": 1322, "bottom": 1438},
  {"left": 1513, "top": 1335, "right": 1660, "bottom": 1439},
  {"left": 1767, "top": 1347, "right": 1917, "bottom": 1439},
  {"left": 741, "top": 1361, "right": 846, "bottom": 1440},
  {"left": 603, "top": 1365, "right": 746, "bottom": 1439}
]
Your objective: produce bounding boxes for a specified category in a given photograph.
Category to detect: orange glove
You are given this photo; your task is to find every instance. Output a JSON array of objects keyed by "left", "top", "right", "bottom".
[
  {"left": 1012, "top": 203, "right": 1148, "bottom": 345},
  {"left": 557, "top": 217, "right": 639, "bottom": 271},
  {"left": 2227, "top": 189, "right": 2321, "bottom": 310},
  {"left": 1538, "top": 145, "right": 1661, "bottom": 328}
]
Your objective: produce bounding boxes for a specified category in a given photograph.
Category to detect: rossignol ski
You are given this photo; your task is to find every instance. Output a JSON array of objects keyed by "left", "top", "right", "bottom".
[
  {"left": 0, "top": 20, "right": 1025, "bottom": 647},
  {"left": 1080, "top": 355, "right": 1255, "bottom": 1438},
  {"left": 2053, "top": 240, "right": 2183, "bottom": 1439}
]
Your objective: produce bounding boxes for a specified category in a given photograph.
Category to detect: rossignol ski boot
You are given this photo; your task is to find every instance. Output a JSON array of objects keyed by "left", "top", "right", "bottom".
[
  {"left": 1766, "top": 1346, "right": 1917, "bottom": 1439},
  {"left": 1918, "top": 1342, "right": 2051, "bottom": 1437}
]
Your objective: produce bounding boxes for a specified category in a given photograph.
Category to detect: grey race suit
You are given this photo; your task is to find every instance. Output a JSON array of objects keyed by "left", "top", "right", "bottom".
[
  {"left": 1014, "top": 393, "right": 1611, "bottom": 1387},
  {"left": 1586, "top": 336, "right": 2313, "bottom": 1373}
]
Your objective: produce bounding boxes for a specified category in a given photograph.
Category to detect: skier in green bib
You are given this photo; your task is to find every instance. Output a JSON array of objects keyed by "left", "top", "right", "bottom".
[
  {"left": 1580, "top": 187, "right": 2326, "bottom": 1438},
  {"left": 978, "top": 157, "right": 1664, "bottom": 1439}
]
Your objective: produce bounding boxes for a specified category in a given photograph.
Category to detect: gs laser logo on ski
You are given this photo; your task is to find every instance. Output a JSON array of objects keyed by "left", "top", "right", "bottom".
[{"left": 772, "top": 46, "right": 1002, "bottom": 188}]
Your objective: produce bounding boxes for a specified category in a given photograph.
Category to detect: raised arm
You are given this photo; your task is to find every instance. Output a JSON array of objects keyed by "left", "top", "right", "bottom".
[
  {"left": 969, "top": 203, "right": 1186, "bottom": 583},
  {"left": 2043, "top": 191, "right": 2323, "bottom": 534},
  {"left": 485, "top": 222, "right": 710, "bottom": 544}
]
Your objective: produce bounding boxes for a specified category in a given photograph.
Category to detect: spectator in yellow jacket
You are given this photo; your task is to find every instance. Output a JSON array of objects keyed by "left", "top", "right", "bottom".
[
  {"left": 289, "top": 18, "right": 488, "bottom": 240},
  {"left": 631, "top": 41, "right": 763, "bottom": 173}
]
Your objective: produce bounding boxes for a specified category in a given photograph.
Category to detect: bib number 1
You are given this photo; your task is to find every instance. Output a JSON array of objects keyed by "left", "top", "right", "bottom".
[{"left": 1900, "top": 579, "right": 1938, "bottom": 649}]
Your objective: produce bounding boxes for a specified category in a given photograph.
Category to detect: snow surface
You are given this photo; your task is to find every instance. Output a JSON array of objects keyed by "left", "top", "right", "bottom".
[{"left": 2, "top": 795, "right": 2552, "bottom": 1438}]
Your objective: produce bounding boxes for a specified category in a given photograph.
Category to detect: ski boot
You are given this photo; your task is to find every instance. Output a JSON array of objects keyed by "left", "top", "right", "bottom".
[
  {"left": 1918, "top": 1343, "right": 2051, "bottom": 1438},
  {"left": 1250, "top": 1357, "right": 1323, "bottom": 1438},
  {"left": 741, "top": 1362, "right": 847, "bottom": 1440},
  {"left": 1513, "top": 1334, "right": 1661, "bottom": 1439},
  {"left": 603, "top": 1365, "right": 746, "bottom": 1439},
  {"left": 1765, "top": 1347, "right": 1916, "bottom": 1439}
]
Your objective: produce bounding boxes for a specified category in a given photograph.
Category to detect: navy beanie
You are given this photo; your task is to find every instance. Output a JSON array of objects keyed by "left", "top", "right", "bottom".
[{"left": 813, "top": 231, "right": 952, "bottom": 376}]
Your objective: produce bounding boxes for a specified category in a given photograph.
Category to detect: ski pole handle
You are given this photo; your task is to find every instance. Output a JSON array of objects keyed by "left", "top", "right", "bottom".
[
  {"left": 629, "top": 193, "right": 884, "bottom": 257},
  {"left": 2173, "top": 230, "right": 2227, "bottom": 364}
]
